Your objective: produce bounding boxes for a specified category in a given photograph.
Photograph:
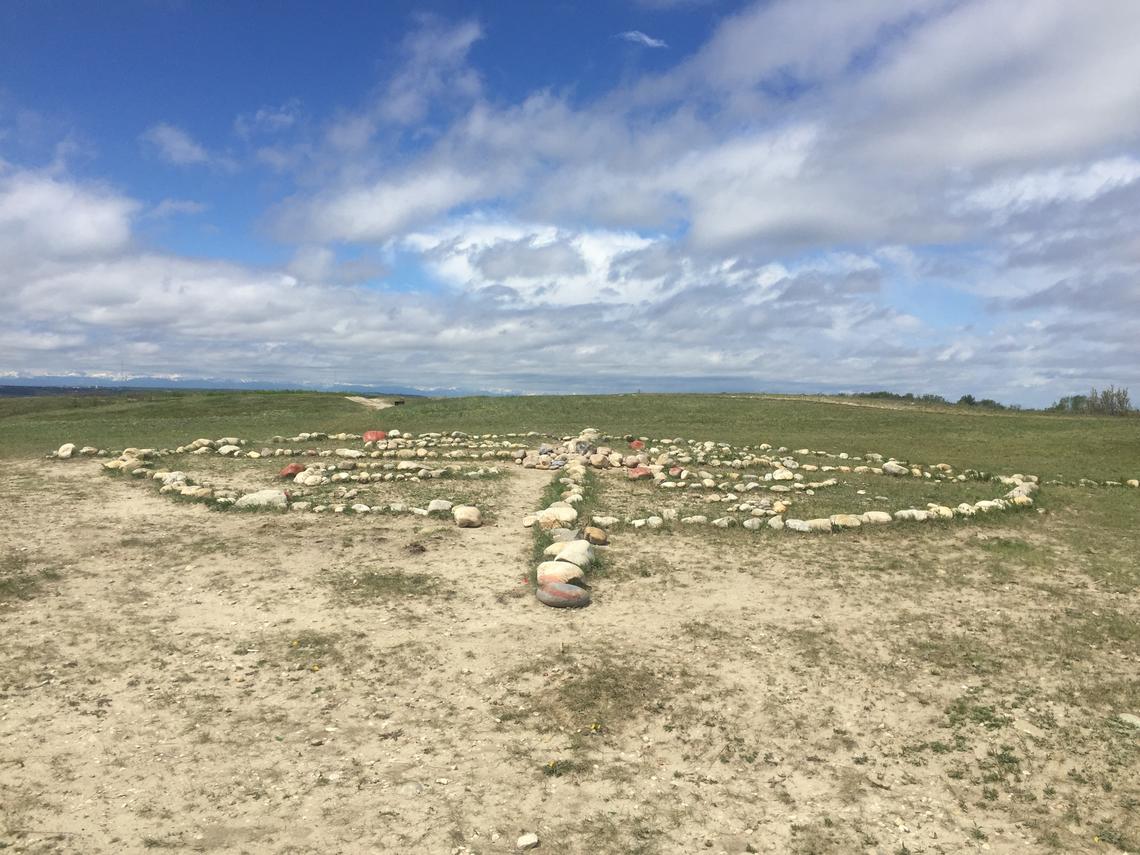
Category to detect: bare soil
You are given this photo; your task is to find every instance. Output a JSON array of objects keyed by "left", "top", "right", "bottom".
[{"left": 1, "top": 458, "right": 1136, "bottom": 854}]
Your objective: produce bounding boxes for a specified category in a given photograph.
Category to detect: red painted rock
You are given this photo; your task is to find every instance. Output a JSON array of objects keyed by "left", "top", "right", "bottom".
[
  {"left": 669, "top": 466, "right": 683, "bottom": 477},
  {"left": 279, "top": 462, "right": 305, "bottom": 479},
  {"left": 628, "top": 439, "right": 645, "bottom": 450},
  {"left": 627, "top": 466, "right": 653, "bottom": 480},
  {"left": 536, "top": 583, "right": 591, "bottom": 608},
  {"left": 363, "top": 430, "right": 387, "bottom": 443}
]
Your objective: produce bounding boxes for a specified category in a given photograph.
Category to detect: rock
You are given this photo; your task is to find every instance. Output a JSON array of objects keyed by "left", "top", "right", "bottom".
[
  {"left": 805, "top": 518, "right": 832, "bottom": 532},
  {"left": 234, "top": 489, "right": 288, "bottom": 510},
  {"left": 893, "top": 509, "right": 929, "bottom": 521},
  {"left": 279, "top": 462, "right": 305, "bottom": 479},
  {"left": 56, "top": 443, "right": 76, "bottom": 459},
  {"left": 453, "top": 505, "right": 482, "bottom": 528},
  {"left": 1118, "top": 713, "right": 1140, "bottom": 728},
  {"left": 517, "top": 832, "right": 540, "bottom": 850},
  {"left": 1128, "top": 480, "right": 1139, "bottom": 488},
  {"left": 536, "top": 561, "right": 586, "bottom": 586},
  {"left": 771, "top": 468, "right": 794, "bottom": 481},
  {"left": 680, "top": 515, "right": 707, "bottom": 524},
  {"left": 591, "top": 516, "right": 618, "bottom": 527},
  {"left": 628, "top": 439, "right": 644, "bottom": 450},
  {"left": 882, "top": 461, "right": 909, "bottom": 476},
  {"left": 743, "top": 518, "right": 762, "bottom": 530},
  {"left": 536, "top": 583, "right": 591, "bottom": 609},
  {"left": 627, "top": 466, "right": 653, "bottom": 480},
  {"left": 645, "top": 516, "right": 663, "bottom": 528},
  {"left": 537, "top": 506, "right": 578, "bottom": 528},
  {"left": 427, "top": 499, "right": 454, "bottom": 513},
  {"left": 553, "top": 539, "right": 595, "bottom": 569},
  {"left": 829, "top": 514, "right": 862, "bottom": 529},
  {"left": 216, "top": 444, "right": 240, "bottom": 456},
  {"left": 712, "top": 517, "right": 733, "bottom": 527},
  {"left": 350, "top": 503, "right": 371, "bottom": 513},
  {"left": 363, "top": 430, "right": 387, "bottom": 443},
  {"left": 583, "top": 526, "right": 609, "bottom": 545},
  {"left": 860, "top": 511, "right": 892, "bottom": 524},
  {"left": 785, "top": 518, "right": 810, "bottom": 532},
  {"left": 767, "top": 515, "right": 785, "bottom": 530},
  {"left": 335, "top": 448, "right": 365, "bottom": 459}
]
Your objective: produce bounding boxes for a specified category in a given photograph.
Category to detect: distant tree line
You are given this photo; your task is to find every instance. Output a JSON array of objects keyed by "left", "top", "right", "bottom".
[
  {"left": 835, "top": 391, "right": 1016, "bottom": 410},
  {"left": 1049, "top": 386, "right": 1133, "bottom": 416}
]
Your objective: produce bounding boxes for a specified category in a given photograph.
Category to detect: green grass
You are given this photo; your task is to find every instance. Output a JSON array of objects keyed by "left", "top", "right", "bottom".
[
  {"left": 325, "top": 570, "right": 447, "bottom": 604},
  {"left": 4, "top": 390, "right": 1139, "bottom": 481}
]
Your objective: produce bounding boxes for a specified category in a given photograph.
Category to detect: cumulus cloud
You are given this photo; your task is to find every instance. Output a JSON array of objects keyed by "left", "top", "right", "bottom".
[
  {"left": 617, "top": 30, "right": 668, "bottom": 48},
  {"left": 0, "top": 169, "right": 136, "bottom": 258}
]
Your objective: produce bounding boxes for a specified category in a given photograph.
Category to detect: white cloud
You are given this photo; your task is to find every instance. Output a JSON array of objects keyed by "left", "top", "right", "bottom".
[
  {"left": 0, "top": 169, "right": 136, "bottom": 258},
  {"left": 279, "top": 167, "right": 486, "bottom": 243},
  {"left": 140, "top": 123, "right": 210, "bottom": 165},
  {"left": 234, "top": 101, "right": 301, "bottom": 138},
  {"left": 617, "top": 30, "right": 668, "bottom": 48},
  {"left": 961, "top": 157, "right": 1140, "bottom": 219}
]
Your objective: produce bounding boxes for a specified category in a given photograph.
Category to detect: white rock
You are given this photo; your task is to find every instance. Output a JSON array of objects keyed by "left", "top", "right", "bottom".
[
  {"left": 860, "top": 511, "right": 892, "bottom": 524},
  {"left": 234, "top": 489, "right": 287, "bottom": 510},
  {"left": 553, "top": 539, "right": 594, "bottom": 568},
  {"left": 427, "top": 499, "right": 453, "bottom": 513},
  {"left": 453, "top": 505, "right": 482, "bottom": 528},
  {"left": 56, "top": 443, "right": 76, "bottom": 459},
  {"left": 517, "top": 832, "right": 539, "bottom": 851}
]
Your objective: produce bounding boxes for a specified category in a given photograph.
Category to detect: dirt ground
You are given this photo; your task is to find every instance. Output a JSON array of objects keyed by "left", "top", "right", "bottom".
[{"left": 1, "top": 457, "right": 1137, "bottom": 854}]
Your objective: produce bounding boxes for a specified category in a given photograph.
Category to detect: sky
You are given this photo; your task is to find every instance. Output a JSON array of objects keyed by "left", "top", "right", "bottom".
[{"left": 1, "top": 0, "right": 1139, "bottom": 405}]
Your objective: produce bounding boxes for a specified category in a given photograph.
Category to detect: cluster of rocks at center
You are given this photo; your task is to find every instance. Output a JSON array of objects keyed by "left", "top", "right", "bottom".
[{"left": 522, "top": 432, "right": 613, "bottom": 609}]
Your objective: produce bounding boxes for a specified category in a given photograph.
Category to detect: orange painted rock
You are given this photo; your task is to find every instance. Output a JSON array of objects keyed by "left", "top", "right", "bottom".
[
  {"left": 363, "top": 430, "right": 387, "bottom": 443},
  {"left": 536, "top": 583, "right": 591, "bottom": 609},
  {"left": 627, "top": 466, "right": 653, "bottom": 480},
  {"left": 279, "top": 462, "right": 305, "bottom": 479},
  {"left": 629, "top": 439, "right": 645, "bottom": 450}
]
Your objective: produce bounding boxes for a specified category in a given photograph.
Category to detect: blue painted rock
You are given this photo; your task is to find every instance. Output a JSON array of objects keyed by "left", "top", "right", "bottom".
[{"left": 536, "top": 583, "right": 591, "bottom": 608}]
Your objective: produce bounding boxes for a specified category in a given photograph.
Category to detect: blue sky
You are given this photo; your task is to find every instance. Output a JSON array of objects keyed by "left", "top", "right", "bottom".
[{"left": 2, "top": 0, "right": 1139, "bottom": 405}]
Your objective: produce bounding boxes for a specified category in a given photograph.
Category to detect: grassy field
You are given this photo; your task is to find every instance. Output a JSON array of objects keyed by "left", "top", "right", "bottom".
[{"left": 2, "top": 390, "right": 1138, "bottom": 481}]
